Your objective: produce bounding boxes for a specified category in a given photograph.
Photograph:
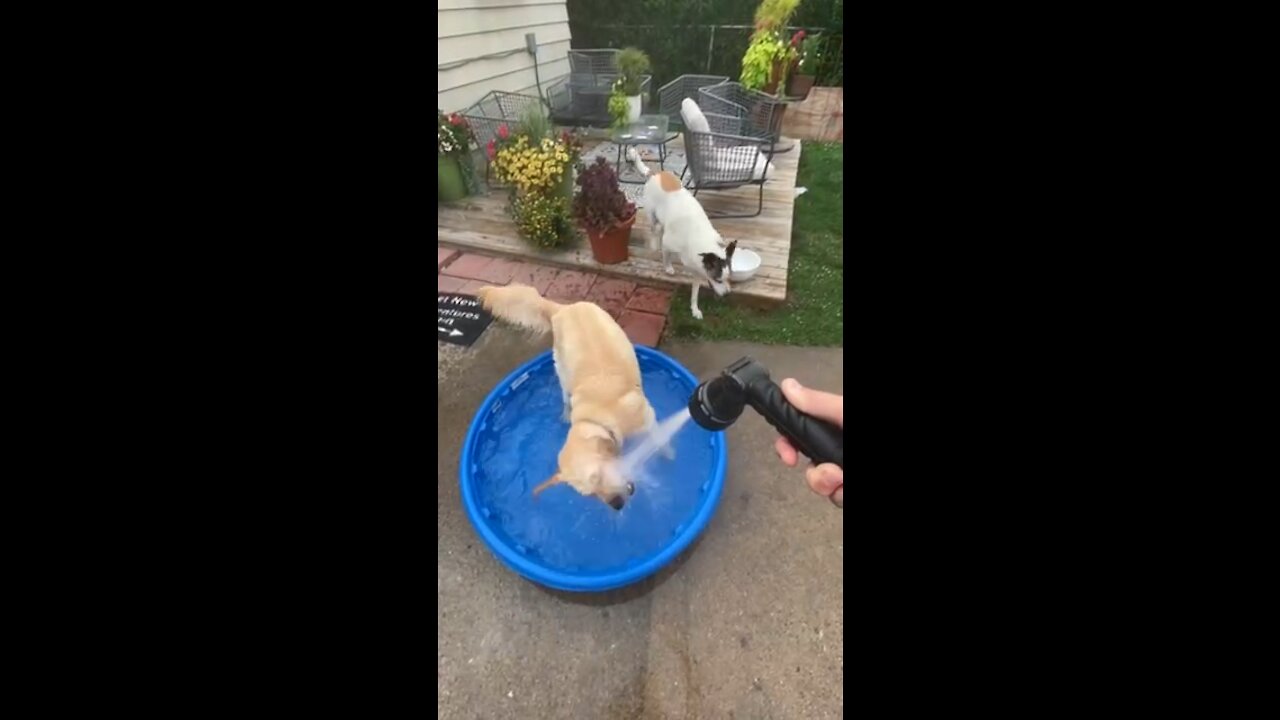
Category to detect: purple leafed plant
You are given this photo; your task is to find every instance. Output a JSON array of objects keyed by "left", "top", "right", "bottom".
[{"left": 573, "top": 156, "right": 636, "bottom": 236}]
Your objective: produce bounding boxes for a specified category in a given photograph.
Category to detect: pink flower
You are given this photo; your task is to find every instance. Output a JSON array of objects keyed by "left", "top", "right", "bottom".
[
  {"left": 497, "top": 124, "right": 509, "bottom": 139},
  {"left": 790, "top": 30, "right": 806, "bottom": 47},
  {"left": 486, "top": 139, "right": 496, "bottom": 159}
]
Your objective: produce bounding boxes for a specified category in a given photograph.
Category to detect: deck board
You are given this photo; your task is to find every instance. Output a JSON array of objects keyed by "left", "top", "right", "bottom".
[{"left": 437, "top": 136, "right": 802, "bottom": 306}]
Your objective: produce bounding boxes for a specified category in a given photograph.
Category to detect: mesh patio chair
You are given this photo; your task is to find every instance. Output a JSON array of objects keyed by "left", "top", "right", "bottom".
[
  {"left": 550, "top": 48, "right": 658, "bottom": 127},
  {"left": 679, "top": 111, "right": 774, "bottom": 218},
  {"left": 657, "top": 74, "right": 728, "bottom": 130},
  {"left": 460, "top": 90, "right": 546, "bottom": 186},
  {"left": 697, "top": 82, "right": 787, "bottom": 149},
  {"left": 567, "top": 49, "right": 621, "bottom": 74},
  {"left": 547, "top": 73, "right": 652, "bottom": 127}
]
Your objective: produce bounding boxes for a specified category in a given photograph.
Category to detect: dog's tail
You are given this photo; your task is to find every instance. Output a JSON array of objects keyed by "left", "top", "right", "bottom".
[
  {"left": 625, "top": 147, "right": 652, "bottom": 179},
  {"left": 476, "top": 284, "right": 564, "bottom": 334}
]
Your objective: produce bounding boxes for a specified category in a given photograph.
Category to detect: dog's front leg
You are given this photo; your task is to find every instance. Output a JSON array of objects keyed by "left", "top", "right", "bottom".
[
  {"left": 662, "top": 246, "right": 674, "bottom": 275},
  {"left": 690, "top": 279, "right": 703, "bottom": 320}
]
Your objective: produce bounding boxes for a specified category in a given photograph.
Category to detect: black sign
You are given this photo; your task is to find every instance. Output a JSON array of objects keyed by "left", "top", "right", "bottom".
[{"left": 437, "top": 293, "right": 494, "bottom": 347}]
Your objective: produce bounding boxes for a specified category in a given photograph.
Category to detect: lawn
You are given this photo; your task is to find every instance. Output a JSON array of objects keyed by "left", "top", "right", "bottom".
[{"left": 666, "top": 142, "right": 844, "bottom": 346}]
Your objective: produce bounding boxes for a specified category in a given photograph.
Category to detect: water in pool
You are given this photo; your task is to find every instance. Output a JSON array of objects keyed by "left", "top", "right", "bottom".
[{"left": 473, "top": 356, "right": 715, "bottom": 573}]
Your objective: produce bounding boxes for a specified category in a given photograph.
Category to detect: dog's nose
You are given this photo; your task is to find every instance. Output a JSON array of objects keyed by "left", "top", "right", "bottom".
[{"left": 607, "top": 495, "right": 626, "bottom": 511}]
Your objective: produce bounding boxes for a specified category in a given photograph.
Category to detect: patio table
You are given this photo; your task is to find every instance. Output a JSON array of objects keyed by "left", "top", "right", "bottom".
[{"left": 611, "top": 115, "right": 679, "bottom": 185}]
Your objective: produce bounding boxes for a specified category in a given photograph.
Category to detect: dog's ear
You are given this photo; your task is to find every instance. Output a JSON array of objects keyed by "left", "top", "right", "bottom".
[
  {"left": 725, "top": 240, "right": 737, "bottom": 262},
  {"left": 593, "top": 436, "right": 618, "bottom": 456},
  {"left": 532, "top": 473, "right": 563, "bottom": 497}
]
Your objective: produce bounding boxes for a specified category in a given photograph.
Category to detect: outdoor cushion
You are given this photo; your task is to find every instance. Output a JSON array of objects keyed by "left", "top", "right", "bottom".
[
  {"left": 705, "top": 146, "right": 773, "bottom": 182},
  {"left": 681, "top": 98, "right": 711, "bottom": 134}
]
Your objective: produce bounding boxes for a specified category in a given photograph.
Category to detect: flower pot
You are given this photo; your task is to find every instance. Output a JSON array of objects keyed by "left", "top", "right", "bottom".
[
  {"left": 438, "top": 154, "right": 468, "bottom": 202},
  {"left": 763, "top": 58, "right": 787, "bottom": 95},
  {"left": 585, "top": 213, "right": 635, "bottom": 264},
  {"left": 787, "top": 73, "right": 815, "bottom": 100},
  {"left": 626, "top": 95, "right": 643, "bottom": 121}
]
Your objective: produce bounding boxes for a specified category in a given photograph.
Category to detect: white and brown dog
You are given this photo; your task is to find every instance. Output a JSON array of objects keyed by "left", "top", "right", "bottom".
[{"left": 627, "top": 148, "right": 736, "bottom": 320}]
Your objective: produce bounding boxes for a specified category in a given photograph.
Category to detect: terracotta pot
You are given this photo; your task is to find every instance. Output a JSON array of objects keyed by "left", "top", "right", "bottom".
[
  {"left": 585, "top": 213, "right": 635, "bottom": 264},
  {"left": 787, "top": 73, "right": 815, "bottom": 100}
]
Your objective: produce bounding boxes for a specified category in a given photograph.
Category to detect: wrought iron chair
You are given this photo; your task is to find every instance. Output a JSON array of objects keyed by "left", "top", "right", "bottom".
[
  {"left": 680, "top": 111, "right": 774, "bottom": 218},
  {"left": 657, "top": 74, "right": 728, "bottom": 130}
]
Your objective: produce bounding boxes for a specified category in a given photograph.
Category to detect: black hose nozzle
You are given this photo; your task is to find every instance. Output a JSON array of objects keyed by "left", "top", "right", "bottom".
[{"left": 688, "top": 357, "right": 843, "bottom": 470}]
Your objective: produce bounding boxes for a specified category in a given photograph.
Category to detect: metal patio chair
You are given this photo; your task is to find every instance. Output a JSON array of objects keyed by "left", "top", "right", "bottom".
[{"left": 680, "top": 111, "right": 774, "bottom": 218}]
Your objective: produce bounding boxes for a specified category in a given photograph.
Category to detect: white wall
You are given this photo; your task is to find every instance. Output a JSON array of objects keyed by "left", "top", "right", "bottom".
[{"left": 437, "top": 0, "right": 572, "bottom": 113}]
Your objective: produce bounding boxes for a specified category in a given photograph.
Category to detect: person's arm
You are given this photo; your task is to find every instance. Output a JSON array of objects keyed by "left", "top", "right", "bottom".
[{"left": 773, "top": 379, "right": 843, "bottom": 507}]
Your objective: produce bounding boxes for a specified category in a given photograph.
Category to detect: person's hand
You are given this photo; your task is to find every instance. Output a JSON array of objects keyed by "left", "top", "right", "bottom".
[{"left": 773, "top": 378, "right": 843, "bottom": 507}]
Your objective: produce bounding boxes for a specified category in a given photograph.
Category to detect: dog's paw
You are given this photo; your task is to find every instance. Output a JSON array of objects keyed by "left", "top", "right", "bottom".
[
  {"left": 664, "top": 265, "right": 675, "bottom": 275},
  {"left": 661, "top": 445, "right": 676, "bottom": 461},
  {"left": 691, "top": 308, "right": 703, "bottom": 320}
]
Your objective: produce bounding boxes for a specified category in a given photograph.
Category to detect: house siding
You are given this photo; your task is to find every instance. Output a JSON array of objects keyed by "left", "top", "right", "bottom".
[{"left": 437, "top": 0, "right": 572, "bottom": 113}]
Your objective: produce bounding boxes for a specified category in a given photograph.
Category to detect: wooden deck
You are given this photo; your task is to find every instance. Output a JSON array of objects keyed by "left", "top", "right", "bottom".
[{"left": 437, "top": 136, "right": 801, "bottom": 307}]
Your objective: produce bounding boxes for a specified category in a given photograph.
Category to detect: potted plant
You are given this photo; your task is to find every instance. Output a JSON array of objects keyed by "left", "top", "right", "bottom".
[
  {"left": 573, "top": 156, "right": 636, "bottom": 264},
  {"left": 438, "top": 110, "right": 475, "bottom": 202},
  {"left": 489, "top": 124, "right": 580, "bottom": 200},
  {"left": 608, "top": 87, "right": 631, "bottom": 129},
  {"left": 741, "top": 0, "right": 800, "bottom": 94},
  {"left": 616, "top": 47, "right": 651, "bottom": 121},
  {"left": 511, "top": 191, "right": 578, "bottom": 250},
  {"left": 787, "top": 32, "right": 820, "bottom": 98}
]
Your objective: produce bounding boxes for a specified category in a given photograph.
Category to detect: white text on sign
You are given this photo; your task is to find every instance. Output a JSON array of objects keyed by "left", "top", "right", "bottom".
[{"left": 438, "top": 295, "right": 481, "bottom": 308}]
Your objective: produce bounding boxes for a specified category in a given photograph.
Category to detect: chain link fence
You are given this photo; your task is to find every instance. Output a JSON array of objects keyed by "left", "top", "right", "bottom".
[{"left": 566, "top": 0, "right": 843, "bottom": 97}]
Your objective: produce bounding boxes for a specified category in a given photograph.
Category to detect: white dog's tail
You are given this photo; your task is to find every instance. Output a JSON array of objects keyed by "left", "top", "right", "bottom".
[
  {"left": 475, "top": 284, "right": 563, "bottom": 334},
  {"left": 625, "top": 147, "right": 652, "bottom": 179}
]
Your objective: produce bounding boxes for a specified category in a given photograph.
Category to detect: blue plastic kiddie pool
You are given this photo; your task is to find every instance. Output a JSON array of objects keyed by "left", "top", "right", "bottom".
[{"left": 459, "top": 346, "right": 727, "bottom": 592}]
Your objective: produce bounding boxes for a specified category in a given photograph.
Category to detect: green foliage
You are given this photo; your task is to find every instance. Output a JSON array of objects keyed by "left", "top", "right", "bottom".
[
  {"left": 516, "top": 105, "right": 553, "bottom": 141},
  {"left": 740, "top": 32, "right": 788, "bottom": 91},
  {"left": 617, "top": 46, "right": 651, "bottom": 95},
  {"left": 754, "top": 0, "right": 801, "bottom": 32},
  {"left": 511, "top": 191, "right": 578, "bottom": 249},
  {"left": 795, "top": 32, "right": 822, "bottom": 74},
  {"left": 566, "top": 0, "right": 843, "bottom": 92},
  {"left": 608, "top": 89, "right": 631, "bottom": 128}
]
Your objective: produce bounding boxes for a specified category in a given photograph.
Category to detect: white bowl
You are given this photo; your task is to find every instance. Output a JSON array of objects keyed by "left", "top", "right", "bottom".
[{"left": 730, "top": 248, "right": 761, "bottom": 282}]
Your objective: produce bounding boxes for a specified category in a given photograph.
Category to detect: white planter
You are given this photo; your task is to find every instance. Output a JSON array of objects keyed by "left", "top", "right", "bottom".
[{"left": 627, "top": 95, "right": 642, "bottom": 121}]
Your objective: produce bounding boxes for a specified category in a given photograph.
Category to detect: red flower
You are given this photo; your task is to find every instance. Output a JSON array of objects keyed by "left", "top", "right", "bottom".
[
  {"left": 486, "top": 139, "right": 496, "bottom": 159},
  {"left": 448, "top": 114, "right": 463, "bottom": 126},
  {"left": 790, "top": 30, "right": 806, "bottom": 47},
  {"left": 497, "top": 124, "right": 509, "bottom": 139}
]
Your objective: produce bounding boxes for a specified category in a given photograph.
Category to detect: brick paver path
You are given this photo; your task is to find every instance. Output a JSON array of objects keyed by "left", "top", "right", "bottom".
[{"left": 438, "top": 248, "right": 673, "bottom": 347}]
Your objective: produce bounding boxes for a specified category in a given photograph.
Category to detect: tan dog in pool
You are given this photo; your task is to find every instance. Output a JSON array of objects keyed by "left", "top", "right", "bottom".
[{"left": 476, "top": 284, "right": 673, "bottom": 510}]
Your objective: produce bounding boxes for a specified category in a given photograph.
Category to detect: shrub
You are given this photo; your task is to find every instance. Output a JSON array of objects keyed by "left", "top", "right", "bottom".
[
  {"left": 573, "top": 156, "right": 635, "bottom": 236},
  {"left": 511, "top": 192, "right": 578, "bottom": 249}
]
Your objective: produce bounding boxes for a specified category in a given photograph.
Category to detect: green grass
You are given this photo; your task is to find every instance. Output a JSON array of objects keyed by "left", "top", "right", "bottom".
[{"left": 666, "top": 142, "right": 844, "bottom": 346}]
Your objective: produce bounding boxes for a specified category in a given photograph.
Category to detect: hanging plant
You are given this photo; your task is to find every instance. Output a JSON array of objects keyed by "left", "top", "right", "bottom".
[{"left": 740, "top": 31, "right": 789, "bottom": 91}]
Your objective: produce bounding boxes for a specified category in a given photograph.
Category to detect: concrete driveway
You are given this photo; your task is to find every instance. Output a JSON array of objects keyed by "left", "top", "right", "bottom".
[{"left": 438, "top": 328, "right": 843, "bottom": 720}]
